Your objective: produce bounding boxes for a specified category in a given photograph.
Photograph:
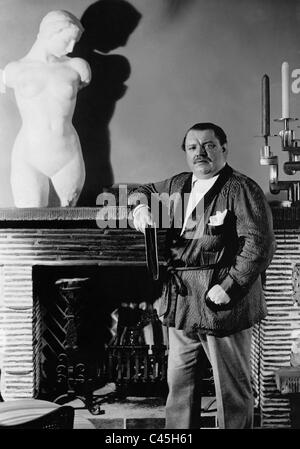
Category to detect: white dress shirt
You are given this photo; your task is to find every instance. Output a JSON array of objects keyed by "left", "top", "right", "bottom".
[{"left": 180, "top": 174, "right": 219, "bottom": 235}]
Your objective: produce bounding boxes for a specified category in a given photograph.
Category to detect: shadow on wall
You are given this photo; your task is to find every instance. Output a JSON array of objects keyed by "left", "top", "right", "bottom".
[{"left": 71, "top": 0, "right": 142, "bottom": 207}]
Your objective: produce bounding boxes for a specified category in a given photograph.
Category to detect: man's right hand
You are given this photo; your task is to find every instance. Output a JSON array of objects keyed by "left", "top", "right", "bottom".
[{"left": 133, "top": 205, "right": 155, "bottom": 233}]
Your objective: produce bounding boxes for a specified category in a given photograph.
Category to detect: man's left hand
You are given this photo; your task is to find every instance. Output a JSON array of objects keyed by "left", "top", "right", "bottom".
[{"left": 207, "top": 284, "right": 231, "bottom": 305}]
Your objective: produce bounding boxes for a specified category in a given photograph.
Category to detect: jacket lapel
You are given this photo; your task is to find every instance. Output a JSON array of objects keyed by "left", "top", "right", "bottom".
[
  {"left": 171, "top": 164, "right": 233, "bottom": 232},
  {"left": 172, "top": 173, "right": 192, "bottom": 229},
  {"left": 184, "top": 164, "right": 233, "bottom": 221},
  {"left": 180, "top": 164, "right": 233, "bottom": 237},
  {"left": 203, "top": 164, "right": 232, "bottom": 212},
  {"left": 181, "top": 174, "right": 193, "bottom": 224}
]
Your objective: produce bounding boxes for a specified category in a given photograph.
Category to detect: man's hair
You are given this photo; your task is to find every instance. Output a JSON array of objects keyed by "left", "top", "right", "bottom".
[{"left": 181, "top": 122, "right": 227, "bottom": 151}]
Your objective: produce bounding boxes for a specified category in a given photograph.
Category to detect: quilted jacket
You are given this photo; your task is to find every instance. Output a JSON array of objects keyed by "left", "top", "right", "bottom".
[{"left": 128, "top": 164, "right": 276, "bottom": 337}]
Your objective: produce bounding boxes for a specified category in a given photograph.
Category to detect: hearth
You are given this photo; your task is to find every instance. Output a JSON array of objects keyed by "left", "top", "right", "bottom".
[{"left": 32, "top": 263, "right": 166, "bottom": 412}]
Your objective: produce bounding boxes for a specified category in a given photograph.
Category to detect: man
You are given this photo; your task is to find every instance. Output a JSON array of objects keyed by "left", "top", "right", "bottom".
[{"left": 128, "top": 122, "right": 276, "bottom": 429}]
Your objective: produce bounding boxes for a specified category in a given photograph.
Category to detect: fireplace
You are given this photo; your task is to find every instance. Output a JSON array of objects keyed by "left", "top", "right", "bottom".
[
  {"left": 0, "top": 208, "right": 155, "bottom": 398},
  {"left": 0, "top": 207, "right": 173, "bottom": 407},
  {"left": 32, "top": 263, "right": 167, "bottom": 412}
]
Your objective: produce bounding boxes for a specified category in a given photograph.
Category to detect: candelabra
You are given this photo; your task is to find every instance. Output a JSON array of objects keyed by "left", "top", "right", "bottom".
[{"left": 260, "top": 62, "right": 300, "bottom": 205}]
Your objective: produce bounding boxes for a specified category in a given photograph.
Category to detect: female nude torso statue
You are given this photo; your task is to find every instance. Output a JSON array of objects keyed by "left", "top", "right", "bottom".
[{"left": 3, "top": 10, "right": 91, "bottom": 207}]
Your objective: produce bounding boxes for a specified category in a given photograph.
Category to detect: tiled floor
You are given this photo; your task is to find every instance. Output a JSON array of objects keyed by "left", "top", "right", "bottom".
[{"left": 69, "top": 383, "right": 217, "bottom": 429}]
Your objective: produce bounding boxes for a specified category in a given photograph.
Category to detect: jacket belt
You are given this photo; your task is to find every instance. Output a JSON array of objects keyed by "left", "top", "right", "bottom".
[{"left": 166, "top": 262, "right": 226, "bottom": 296}]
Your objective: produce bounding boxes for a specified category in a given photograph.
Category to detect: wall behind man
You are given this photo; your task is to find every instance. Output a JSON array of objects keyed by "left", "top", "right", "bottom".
[{"left": 0, "top": 0, "right": 299, "bottom": 206}]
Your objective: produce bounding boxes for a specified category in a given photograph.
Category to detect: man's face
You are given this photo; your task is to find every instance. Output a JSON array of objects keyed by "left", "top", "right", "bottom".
[{"left": 184, "top": 129, "right": 227, "bottom": 179}]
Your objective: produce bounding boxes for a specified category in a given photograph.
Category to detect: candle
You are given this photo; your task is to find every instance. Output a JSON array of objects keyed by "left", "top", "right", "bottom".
[
  {"left": 262, "top": 74, "right": 270, "bottom": 136},
  {"left": 282, "top": 61, "right": 290, "bottom": 119}
]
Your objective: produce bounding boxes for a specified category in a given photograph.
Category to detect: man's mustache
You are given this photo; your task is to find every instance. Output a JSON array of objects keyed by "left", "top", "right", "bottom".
[{"left": 193, "top": 157, "right": 210, "bottom": 163}]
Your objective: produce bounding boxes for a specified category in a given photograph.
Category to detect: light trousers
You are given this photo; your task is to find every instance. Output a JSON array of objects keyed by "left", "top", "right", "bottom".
[{"left": 165, "top": 326, "right": 254, "bottom": 429}]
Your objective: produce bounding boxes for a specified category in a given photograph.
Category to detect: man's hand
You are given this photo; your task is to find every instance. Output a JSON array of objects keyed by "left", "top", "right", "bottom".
[
  {"left": 207, "top": 284, "right": 231, "bottom": 305},
  {"left": 133, "top": 205, "right": 155, "bottom": 233}
]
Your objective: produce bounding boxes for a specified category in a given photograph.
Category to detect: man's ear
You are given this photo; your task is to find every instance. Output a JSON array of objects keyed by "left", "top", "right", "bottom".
[{"left": 222, "top": 143, "right": 228, "bottom": 153}]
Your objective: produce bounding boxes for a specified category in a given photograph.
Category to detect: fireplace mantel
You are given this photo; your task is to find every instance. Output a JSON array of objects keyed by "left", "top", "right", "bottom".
[
  {"left": 0, "top": 207, "right": 102, "bottom": 220},
  {"left": 0, "top": 206, "right": 129, "bottom": 228}
]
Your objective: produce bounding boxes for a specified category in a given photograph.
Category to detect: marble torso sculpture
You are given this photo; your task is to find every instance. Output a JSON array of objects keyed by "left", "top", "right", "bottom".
[{"left": 3, "top": 10, "right": 91, "bottom": 207}]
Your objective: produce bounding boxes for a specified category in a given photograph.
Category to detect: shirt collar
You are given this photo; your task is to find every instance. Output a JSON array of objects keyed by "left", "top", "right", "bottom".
[{"left": 192, "top": 173, "right": 219, "bottom": 187}]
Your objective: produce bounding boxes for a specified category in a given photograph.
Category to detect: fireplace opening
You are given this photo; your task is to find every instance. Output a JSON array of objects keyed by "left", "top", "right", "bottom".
[{"left": 32, "top": 263, "right": 168, "bottom": 411}]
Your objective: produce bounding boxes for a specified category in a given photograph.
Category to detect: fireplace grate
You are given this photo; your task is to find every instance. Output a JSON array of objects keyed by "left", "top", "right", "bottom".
[
  {"left": 107, "top": 344, "right": 168, "bottom": 397},
  {"left": 107, "top": 304, "right": 168, "bottom": 397}
]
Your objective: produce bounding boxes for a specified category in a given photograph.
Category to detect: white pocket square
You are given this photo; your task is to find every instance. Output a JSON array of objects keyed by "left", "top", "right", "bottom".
[{"left": 208, "top": 209, "right": 228, "bottom": 226}]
